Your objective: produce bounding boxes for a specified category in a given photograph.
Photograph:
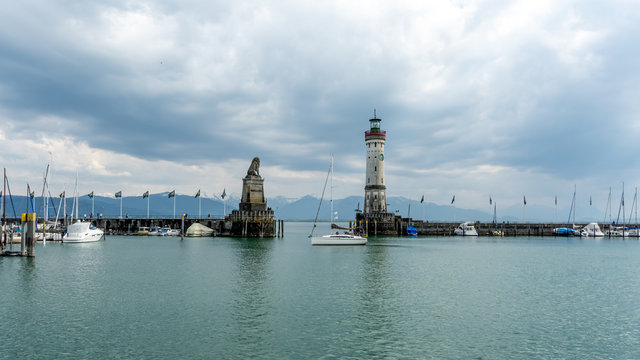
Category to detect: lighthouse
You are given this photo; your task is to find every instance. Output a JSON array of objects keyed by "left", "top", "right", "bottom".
[{"left": 364, "top": 110, "right": 387, "bottom": 213}]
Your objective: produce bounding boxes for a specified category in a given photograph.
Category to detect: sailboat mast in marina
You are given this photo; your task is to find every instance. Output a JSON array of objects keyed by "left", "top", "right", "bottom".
[{"left": 310, "top": 155, "right": 366, "bottom": 245}]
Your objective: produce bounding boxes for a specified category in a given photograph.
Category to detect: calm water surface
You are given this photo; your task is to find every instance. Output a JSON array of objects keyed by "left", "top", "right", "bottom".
[{"left": 1, "top": 222, "right": 640, "bottom": 359}]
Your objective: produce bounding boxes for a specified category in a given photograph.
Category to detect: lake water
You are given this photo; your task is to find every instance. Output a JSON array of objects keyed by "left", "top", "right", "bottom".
[{"left": 1, "top": 222, "right": 640, "bottom": 359}]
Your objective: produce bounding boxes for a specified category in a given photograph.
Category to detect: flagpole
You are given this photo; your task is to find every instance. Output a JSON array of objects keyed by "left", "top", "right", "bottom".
[
  {"left": 92, "top": 194, "right": 94, "bottom": 219},
  {"left": 120, "top": 196, "right": 123, "bottom": 219},
  {"left": 173, "top": 195, "right": 176, "bottom": 219},
  {"left": 199, "top": 196, "right": 201, "bottom": 218},
  {"left": 147, "top": 195, "right": 150, "bottom": 219}
]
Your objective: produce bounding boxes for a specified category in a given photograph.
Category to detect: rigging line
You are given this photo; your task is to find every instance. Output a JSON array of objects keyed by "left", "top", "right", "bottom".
[
  {"left": 37, "top": 164, "right": 50, "bottom": 217},
  {"left": 308, "top": 162, "right": 332, "bottom": 238},
  {"left": 6, "top": 177, "right": 17, "bottom": 219}
]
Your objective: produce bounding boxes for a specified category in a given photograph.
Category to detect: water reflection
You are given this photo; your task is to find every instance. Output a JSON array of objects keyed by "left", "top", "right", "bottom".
[
  {"left": 355, "top": 242, "right": 401, "bottom": 357},
  {"left": 19, "top": 257, "right": 37, "bottom": 299},
  {"left": 230, "top": 239, "right": 274, "bottom": 356}
]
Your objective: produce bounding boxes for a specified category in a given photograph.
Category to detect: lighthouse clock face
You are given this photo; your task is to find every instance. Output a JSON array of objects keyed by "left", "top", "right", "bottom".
[{"left": 379, "top": 154, "right": 384, "bottom": 161}]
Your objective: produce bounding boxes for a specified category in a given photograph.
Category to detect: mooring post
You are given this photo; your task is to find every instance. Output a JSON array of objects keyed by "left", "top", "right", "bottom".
[
  {"left": 281, "top": 220, "right": 284, "bottom": 237},
  {"left": 20, "top": 218, "right": 26, "bottom": 256},
  {"left": 181, "top": 215, "right": 185, "bottom": 239},
  {"left": 27, "top": 213, "right": 35, "bottom": 257}
]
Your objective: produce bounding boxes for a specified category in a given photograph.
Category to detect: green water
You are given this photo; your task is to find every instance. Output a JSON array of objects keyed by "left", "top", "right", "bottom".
[{"left": 1, "top": 222, "right": 640, "bottom": 359}]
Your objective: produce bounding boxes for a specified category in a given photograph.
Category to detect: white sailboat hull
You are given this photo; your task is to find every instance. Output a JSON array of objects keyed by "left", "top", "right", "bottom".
[{"left": 311, "top": 234, "right": 367, "bottom": 245}]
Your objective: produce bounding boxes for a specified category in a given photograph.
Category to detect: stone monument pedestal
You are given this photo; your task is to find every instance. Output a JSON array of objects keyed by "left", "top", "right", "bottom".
[{"left": 227, "top": 157, "right": 274, "bottom": 237}]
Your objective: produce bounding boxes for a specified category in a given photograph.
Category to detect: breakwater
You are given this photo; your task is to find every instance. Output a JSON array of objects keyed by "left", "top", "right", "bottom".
[
  {"left": 359, "top": 219, "right": 630, "bottom": 237},
  {"left": 1, "top": 217, "right": 285, "bottom": 237}
]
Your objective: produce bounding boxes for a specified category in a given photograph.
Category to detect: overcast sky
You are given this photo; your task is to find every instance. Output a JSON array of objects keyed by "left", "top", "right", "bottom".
[{"left": 1, "top": 0, "right": 639, "bottom": 212}]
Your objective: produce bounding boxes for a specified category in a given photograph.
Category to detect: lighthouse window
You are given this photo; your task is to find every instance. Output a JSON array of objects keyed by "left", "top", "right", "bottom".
[
  {"left": 374, "top": 194, "right": 378, "bottom": 200},
  {"left": 367, "top": 178, "right": 370, "bottom": 184},
  {"left": 375, "top": 166, "right": 377, "bottom": 172},
  {"left": 375, "top": 143, "right": 377, "bottom": 147}
]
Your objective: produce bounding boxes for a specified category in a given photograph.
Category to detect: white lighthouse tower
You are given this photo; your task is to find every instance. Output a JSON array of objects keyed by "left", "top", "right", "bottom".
[{"left": 364, "top": 110, "right": 387, "bottom": 213}]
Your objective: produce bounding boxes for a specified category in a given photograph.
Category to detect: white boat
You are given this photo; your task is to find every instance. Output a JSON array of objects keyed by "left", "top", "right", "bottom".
[
  {"left": 309, "top": 156, "right": 366, "bottom": 246},
  {"left": 185, "top": 223, "right": 214, "bottom": 237},
  {"left": 581, "top": 222, "right": 604, "bottom": 237},
  {"left": 63, "top": 221, "right": 104, "bottom": 243},
  {"left": 454, "top": 221, "right": 478, "bottom": 236},
  {"left": 311, "top": 232, "right": 367, "bottom": 246},
  {"left": 158, "top": 226, "right": 180, "bottom": 236},
  {"left": 148, "top": 226, "right": 162, "bottom": 236},
  {"left": 137, "top": 226, "right": 150, "bottom": 236}
]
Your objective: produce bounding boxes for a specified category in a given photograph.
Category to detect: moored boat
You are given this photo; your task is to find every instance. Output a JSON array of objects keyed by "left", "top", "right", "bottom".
[
  {"left": 63, "top": 221, "right": 104, "bottom": 243},
  {"left": 454, "top": 221, "right": 478, "bottom": 236},
  {"left": 185, "top": 223, "right": 214, "bottom": 237}
]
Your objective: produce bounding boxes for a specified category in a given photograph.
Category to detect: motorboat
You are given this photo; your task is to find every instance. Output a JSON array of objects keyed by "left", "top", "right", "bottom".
[
  {"left": 137, "top": 227, "right": 150, "bottom": 236},
  {"left": 185, "top": 223, "right": 214, "bottom": 237},
  {"left": 454, "top": 221, "right": 478, "bottom": 236},
  {"left": 159, "top": 227, "right": 180, "bottom": 236},
  {"left": 148, "top": 226, "right": 162, "bottom": 236},
  {"left": 63, "top": 221, "right": 104, "bottom": 243},
  {"left": 581, "top": 222, "right": 604, "bottom": 237}
]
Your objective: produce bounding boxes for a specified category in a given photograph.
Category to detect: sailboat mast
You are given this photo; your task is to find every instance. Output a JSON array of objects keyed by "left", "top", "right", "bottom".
[{"left": 330, "top": 154, "right": 333, "bottom": 224}]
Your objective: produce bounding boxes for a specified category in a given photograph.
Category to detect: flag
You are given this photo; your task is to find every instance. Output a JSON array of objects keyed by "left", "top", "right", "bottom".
[
  {"left": 221, "top": 188, "right": 226, "bottom": 199},
  {"left": 88, "top": 191, "right": 94, "bottom": 198},
  {"left": 524, "top": 196, "right": 527, "bottom": 205},
  {"left": 489, "top": 196, "right": 492, "bottom": 205},
  {"left": 115, "top": 191, "right": 122, "bottom": 198},
  {"left": 30, "top": 191, "right": 34, "bottom": 199},
  {"left": 451, "top": 195, "right": 455, "bottom": 204},
  {"left": 143, "top": 191, "right": 149, "bottom": 198},
  {"left": 0, "top": 191, "right": 2, "bottom": 197},
  {"left": 555, "top": 195, "right": 557, "bottom": 205},
  {"left": 59, "top": 191, "right": 65, "bottom": 198},
  {"left": 420, "top": 195, "right": 424, "bottom": 203},
  {"left": 168, "top": 190, "right": 175, "bottom": 198},
  {"left": 195, "top": 189, "right": 201, "bottom": 198},
  {"left": 590, "top": 196, "right": 592, "bottom": 206}
]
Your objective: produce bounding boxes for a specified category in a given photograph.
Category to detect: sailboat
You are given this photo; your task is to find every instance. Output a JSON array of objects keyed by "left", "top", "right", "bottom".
[
  {"left": 554, "top": 185, "right": 578, "bottom": 236},
  {"left": 309, "top": 156, "right": 366, "bottom": 246},
  {"left": 63, "top": 174, "right": 104, "bottom": 243}
]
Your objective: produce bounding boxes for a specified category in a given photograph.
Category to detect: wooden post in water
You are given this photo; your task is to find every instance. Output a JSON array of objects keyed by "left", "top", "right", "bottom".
[
  {"left": 26, "top": 213, "right": 35, "bottom": 257},
  {"left": 181, "top": 215, "right": 185, "bottom": 239},
  {"left": 280, "top": 220, "right": 284, "bottom": 237}
]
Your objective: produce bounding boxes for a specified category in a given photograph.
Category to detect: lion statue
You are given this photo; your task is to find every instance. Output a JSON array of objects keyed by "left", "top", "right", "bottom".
[{"left": 246, "top": 157, "right": 260, "bottom": 176}]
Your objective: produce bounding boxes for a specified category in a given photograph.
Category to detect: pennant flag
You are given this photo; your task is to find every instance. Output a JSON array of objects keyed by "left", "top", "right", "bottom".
[
  {"left": 221, "top": 188, "right": 227, "bottom": 199},
  {"left": 60, "top": 191, "right": 65, "bottom": 198},
  {"left": 195, "top": 189, "right": 201, "bottom": 198},
  {"left": 590, "top": 196, "right": 592, "bottom": 206},
  {"left": 0, "top": 191, "right": 2, "bottom": 197},
  {"left": 523, "top": 196, "right": 527, "bottom": 205},
  {"left": 489, "top": 196, "right": 492, "bottom": 205},
  {"left": 115, "top": 191, "right": 122, "bottom": 198},
  {"left": 30, "top": 191, "right": 35, "bottom": 199},
  {"left": 555, "top": 195, "right": 557, "bottom": 205},
  {"left": 451, "top": 195, "right": 455, "bottom": 204},
  {"left": 143, "top": 191, "right": 149, "bottom": 198},
  {"left": 420, "top": 195, "right": 424, "bottom": 203},
  {"left": 88, "top": 191, "right": 94, "bottom": 198},
  {"left": 168, "top": 190, "right": 175, "bottom": 198}
]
